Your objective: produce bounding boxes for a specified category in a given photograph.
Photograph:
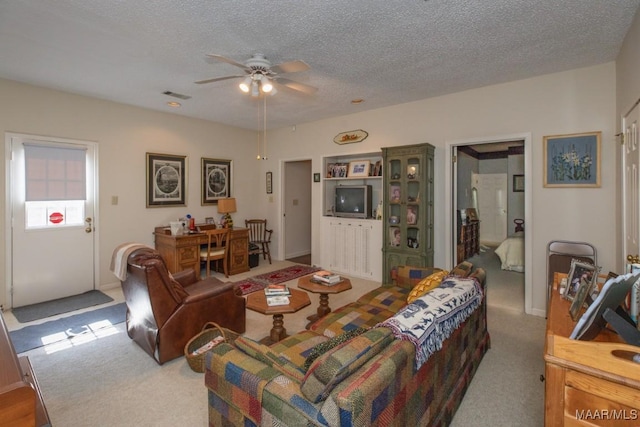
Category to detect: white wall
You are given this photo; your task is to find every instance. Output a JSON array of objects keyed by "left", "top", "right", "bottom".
[
  {"left": 0, "top": 78, "right": 259, "bottom": 306},
  {"left": 263, "top": 63, "right": 618, "bottom": 316}
]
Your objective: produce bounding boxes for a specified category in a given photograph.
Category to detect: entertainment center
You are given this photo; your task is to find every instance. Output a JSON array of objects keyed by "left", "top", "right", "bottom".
[
  {"left": 320, "top": 151, "right": 383, "bottom": 281},
  {"left": 319, "top": 144, "right": 435, "bottom": 283}
]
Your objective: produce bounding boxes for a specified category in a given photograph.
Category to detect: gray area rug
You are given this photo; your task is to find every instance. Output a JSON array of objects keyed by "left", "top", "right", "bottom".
[
  {"left": 12, "top": 290, "right": 114, "bottom": 323},
  {"left": 10, "top": 302, "right": 126, "bottom": 353}
]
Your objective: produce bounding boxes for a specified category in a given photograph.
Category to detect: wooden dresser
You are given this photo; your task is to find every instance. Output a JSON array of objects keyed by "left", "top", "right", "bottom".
[
  {"left": 0, "top": 312, "right": 50, "bottom": 426},
  {"left": 154, "top": 226, "right": 249, "bottom": 276},
  {"left": 544, "top": 273, "right": 640, "bottom": 426},
  {"left": 457, "top": 220, "right": 479, "bottom": 264}
]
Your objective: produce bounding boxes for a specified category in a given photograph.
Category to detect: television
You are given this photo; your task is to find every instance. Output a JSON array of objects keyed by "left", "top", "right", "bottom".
[{"left": 334, "top": 185, "right": 372, "bottom": 219}]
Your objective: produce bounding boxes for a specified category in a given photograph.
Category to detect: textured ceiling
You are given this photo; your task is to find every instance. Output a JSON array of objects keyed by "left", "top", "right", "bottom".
[{"left": 0, "top": 1, "right": 638, "bottom": 131}]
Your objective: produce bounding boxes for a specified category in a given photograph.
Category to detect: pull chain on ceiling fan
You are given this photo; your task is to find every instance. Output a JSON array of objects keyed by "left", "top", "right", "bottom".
[
  {"left": 195, "top": 53, "right": 317, "bottom": 96},
  {"left": 257, "top": 95, "right": 268, "bottom": 160}
]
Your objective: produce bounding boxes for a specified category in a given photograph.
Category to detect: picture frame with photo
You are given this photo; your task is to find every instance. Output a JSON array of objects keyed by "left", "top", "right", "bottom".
[
  {"left": 389, "top": 227, "right": 401, "bottom": 247},
  {"left": 390, "top": 185, "right": 401, "bottom": 202},
  {"left": 569, "top": 269, "right": 598, "bottom": 321},
  {"left": 201, "top": 158, "right": 232, "bottom": 205},
  {"left": 563, "top": 259, "right": 597, "bottom": 301},
  {"left": 146, "top": 152, "right": 187, "bottom": 207},
  {"left": 348, "top": 160, "right": 371, "bottom": 178}
]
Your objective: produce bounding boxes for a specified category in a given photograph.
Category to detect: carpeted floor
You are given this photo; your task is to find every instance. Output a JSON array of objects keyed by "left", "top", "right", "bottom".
[{"left": 12, "top": 290, "right": 114, "bottom": 323}]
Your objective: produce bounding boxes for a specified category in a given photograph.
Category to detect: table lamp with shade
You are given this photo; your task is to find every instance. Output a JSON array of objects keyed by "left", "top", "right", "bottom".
[{"left": 217, "top": 198, "right": 237, "bottom": 228}]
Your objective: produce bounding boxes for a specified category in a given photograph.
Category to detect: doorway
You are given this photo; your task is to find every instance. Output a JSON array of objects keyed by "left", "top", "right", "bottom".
[
  {"left": 6, "top": 133, "right": 98, "bottom": 308},
  {"left": 446, "top": 133, "right": 533, "bottom": 314},
  {"left": 282, "top": 159, "right": 312, "bottom": 263}
]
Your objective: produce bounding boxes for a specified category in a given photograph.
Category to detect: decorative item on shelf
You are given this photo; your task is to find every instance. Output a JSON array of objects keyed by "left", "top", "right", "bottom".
[
  {"left": 347, "top": 160, "right": 371, "bottom": 177},
  {"left": 407, "top": 165, "right": 418, "bottom": 179},
  {"left": 333, "top": 129, "right": 368, "bottom": 145},
  {"left": 217, "top": 197, "right": 237, "bottom": 228}
]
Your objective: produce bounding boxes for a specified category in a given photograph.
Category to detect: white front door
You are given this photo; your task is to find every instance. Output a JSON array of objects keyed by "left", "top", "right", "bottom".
[
  {"left": 623, "top": 102, "right": 640, "bottom": 263},
  {"left": 8, "top": 134, "right": 97, "bottom": 307},
  {"left": 474, "top": 173, "right": 508, "bottom": 245}
]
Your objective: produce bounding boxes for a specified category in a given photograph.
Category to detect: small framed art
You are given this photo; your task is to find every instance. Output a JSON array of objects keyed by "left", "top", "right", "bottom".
[
  {"left": 513, "top": 174, "right": 524, "bottom": 192},
  {"left": 313, "top": 173, "right": 321, "bottom": 183},
  {"left": 348, "top": 160, "right": 370, "bottom": 178},
  {"left": 563, "top": 259, "right": 597, "bottom": 301},
  {"left": 201, "top": 158, "right": 232, "bottom": 205},
  {"left": 266, "top": 171, "right": 273, "bottom": 194},
  {"left": 569, "top": 270, "right": 597, "bottom": 321},
  {"left": 146, "top": 152, "right": 187, "bottom": 207}
]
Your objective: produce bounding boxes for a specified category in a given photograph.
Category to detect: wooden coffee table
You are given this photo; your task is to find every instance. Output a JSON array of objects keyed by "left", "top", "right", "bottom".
[
  {"left": 298, "top": 275, "right": 352, "bottom": 327},
  {"left": 246, "top": 287, "right": 311, "bottom": 344}
]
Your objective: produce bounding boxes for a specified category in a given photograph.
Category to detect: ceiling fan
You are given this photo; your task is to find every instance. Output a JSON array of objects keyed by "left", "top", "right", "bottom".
[{"left": 195, "top": 53, "right": 318, "bottom": 96}]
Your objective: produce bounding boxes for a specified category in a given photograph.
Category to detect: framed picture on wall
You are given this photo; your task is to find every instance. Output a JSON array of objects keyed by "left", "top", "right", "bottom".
[
  {"left": 201, "top": 158, "right": 232, "bottom": 205},
  {"left": 146, "top": 152, "right": 187, "bottom": 207},
  {"left": 513, "top": 174, "right": 524, "bottom": 192},
  {"left": 543, "top": 131, "right": 601, "bottom": 188}
]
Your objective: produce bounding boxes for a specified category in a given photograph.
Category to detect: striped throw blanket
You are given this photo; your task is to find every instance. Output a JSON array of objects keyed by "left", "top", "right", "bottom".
[
  {"left": 378, "top": 275, "right": 483, "bottom": 369},
  {"left": 110, "top": 243, "right": 152, "bottom": 281}
]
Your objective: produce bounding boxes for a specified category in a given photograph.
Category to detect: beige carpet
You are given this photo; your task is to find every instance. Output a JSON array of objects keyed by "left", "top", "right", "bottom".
[{"left": 12, "top": 258, "right": 546, "bottom": 426}]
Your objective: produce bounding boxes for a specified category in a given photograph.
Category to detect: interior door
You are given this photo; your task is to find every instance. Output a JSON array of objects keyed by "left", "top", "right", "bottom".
[
  {"left": 623, "top": 101, "right": 640, "bottom": 262},
  {"left": 9, "top": 134, "right": 96, "bottom": 307},
  {"left": 474, "top": 173, "right": 508, "bottom": 245}
]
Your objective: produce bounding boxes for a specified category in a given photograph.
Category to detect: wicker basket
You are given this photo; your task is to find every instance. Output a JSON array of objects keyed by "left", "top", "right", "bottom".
[{"left": 184, "top": 322, "right": 240, "bottom": 373}]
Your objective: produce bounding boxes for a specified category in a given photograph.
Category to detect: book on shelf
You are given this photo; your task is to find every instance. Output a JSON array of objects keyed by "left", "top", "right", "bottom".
[
  {"left": 264, "top": 284, "right": 291, "bottom": 296},
  {"left": 312, "top": 270, "right": 342, "bottom": 285},
  {"left": 266, "top": 295, "right": 290, "bottom": 306}
]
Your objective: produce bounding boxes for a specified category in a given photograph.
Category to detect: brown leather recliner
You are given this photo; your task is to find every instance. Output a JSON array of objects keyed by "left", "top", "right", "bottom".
[{"left": 119, "top": 247, "right": 245, "bottom": 364}]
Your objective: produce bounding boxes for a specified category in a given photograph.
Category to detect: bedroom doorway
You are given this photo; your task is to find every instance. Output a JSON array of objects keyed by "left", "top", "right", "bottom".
[{"left": 447, "top": 133, "right": 533, "bottom": 315}]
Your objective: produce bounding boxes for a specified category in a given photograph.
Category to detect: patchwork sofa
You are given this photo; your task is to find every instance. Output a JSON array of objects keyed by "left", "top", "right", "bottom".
[{"left": 205, "top": 262, "right": 490, "bottom": 426}]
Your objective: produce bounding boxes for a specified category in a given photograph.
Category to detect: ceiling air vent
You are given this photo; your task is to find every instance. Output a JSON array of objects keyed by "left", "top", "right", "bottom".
[{"left": 162, "top": 91, "right": 191, "bottom": 100}]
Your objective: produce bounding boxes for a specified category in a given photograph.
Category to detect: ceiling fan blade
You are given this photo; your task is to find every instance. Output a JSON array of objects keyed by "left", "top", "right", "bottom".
[
  {"left": 194, "top": 75, "right": 244, "bottom": 85},
  {"left": 270, "top": 60, "right": 310, "bottom": 75},
  {"left": 274, "top": 77, "right": 318, "bottom": 95},
  {"left": 205, "top": 54, "right": 248, "bottom": 70}
]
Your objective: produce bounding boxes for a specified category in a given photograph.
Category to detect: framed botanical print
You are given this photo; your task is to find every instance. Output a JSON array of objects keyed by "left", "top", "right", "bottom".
[
  {"left": 201, "top": 158, "right": 232, "bottom": 205},
  {"left": 146, "top": 152, "right": 186, "bottom": 207},
  {"left": 543, "top": 131, "right": 601, "bottom": 188}
]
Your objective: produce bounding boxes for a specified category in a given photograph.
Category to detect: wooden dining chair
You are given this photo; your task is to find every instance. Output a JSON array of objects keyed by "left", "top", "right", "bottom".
[
  {"left": 245, "top": 219, "right": 273, "bottom": 264},
  {"left": 200, "top": 228, "right": 230, "bottom": 277}
]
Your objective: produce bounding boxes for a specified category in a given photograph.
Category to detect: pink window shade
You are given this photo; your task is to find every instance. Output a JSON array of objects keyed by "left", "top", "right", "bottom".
[{"left": 24, "top": 142, "right": 86, "bottom": 201}]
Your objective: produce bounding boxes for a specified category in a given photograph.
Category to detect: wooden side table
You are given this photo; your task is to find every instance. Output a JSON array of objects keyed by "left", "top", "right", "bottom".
[
  {"left": 298, "top": 275, "right": 352, "bottom": 328},
  {"left": 246, "top": 288, "right": 310, "bottom": 344}
]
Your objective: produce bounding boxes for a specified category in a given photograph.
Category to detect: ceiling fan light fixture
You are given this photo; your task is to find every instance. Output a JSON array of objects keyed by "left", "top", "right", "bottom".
[
  {"left": 239, "top": 76, "right": 252, "bottom": 93},
  {"left": 251, "top": 81, "right": 259, "bottom": 97},
  {"left": 261, "top": 79, "right": 273, "bottom": 93}
]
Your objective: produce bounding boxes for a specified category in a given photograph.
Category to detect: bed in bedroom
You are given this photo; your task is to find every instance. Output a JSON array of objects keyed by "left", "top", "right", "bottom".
[{"left": 494, "top": 233, "right": 524, "bottom": 272}]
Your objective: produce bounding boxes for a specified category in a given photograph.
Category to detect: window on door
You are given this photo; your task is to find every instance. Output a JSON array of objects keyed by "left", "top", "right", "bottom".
[{"left": 23, "top": 142, "right": 87, "bottom": 229}]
